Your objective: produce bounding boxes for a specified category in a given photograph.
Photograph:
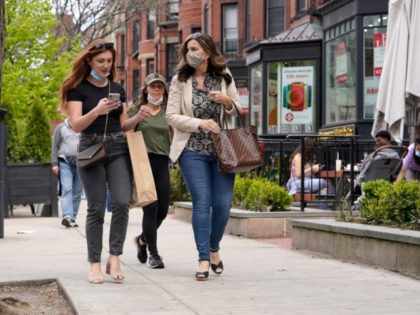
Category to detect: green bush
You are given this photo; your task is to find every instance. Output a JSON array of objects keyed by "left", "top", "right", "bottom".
[
  {"left": 21, "top": 97, "right": 51, "bottom": 163},
  {"left": 2, "top": 101, "right": 22, "bottom": 162},
  {"left": 358, "top": 179, "right": 420, "bottom": 229},
  {"left": 169, "top": 167, "right": 191, "bottom": 204},
  {"left": 383, "top": 180, "right": 420, "bottom": 226},
  {"left": 265, "top": 182, "right": 293, "bottom": 211},
  {"left": 233, "top": 175, "right": 292, "bottom": 211},
  {"left": 232, "top": 176, "right": 253, "bottom": 209},
  {"left": 169, "top": 170, "right": 293, "bottom": 211},
  {"left": 244, "top": 177, "right": 268, "bottom": 211}
]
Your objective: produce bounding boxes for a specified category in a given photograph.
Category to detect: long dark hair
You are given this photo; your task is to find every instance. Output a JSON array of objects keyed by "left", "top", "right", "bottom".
[
  {"left": 175, "top": 33, "right": 232, "bottom": 84},
  {"left": 289, "top": 137, "right": 316, "bottom": 164}
]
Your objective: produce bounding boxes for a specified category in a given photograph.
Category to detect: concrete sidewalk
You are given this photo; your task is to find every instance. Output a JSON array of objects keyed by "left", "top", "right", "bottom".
[{"left": 1, "top": 202, "right": 419, "bottom": 315}]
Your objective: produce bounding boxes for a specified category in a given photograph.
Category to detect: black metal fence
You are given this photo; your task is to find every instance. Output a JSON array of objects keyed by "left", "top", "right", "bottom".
[
  {"left": 173, "top": 134, "right": 407, "bottom": 212},
  {"left": 258, "top": 135, "right": 407, "bottom": 211}
]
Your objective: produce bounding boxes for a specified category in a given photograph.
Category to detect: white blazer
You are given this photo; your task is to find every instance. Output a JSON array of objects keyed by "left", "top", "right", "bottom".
[{"left": 166, "top": 72, "right": 241, "bottom": 163}]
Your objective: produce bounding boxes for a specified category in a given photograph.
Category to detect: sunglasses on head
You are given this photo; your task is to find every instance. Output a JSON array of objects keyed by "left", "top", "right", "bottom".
[
  {"left": 186, "top": 32, "right": 203, "bottom": 41},
  {"left": 90, "top": 43, "right": 114, "bottom": 51}
]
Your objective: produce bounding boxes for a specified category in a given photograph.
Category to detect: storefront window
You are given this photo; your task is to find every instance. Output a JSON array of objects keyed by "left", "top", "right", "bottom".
[
  {"left": 250, "top": 64, "right": 262, "bottom": 134},
  {"left": 267, "top": 60, "right": 316, "bottom": 134},
  {"left": 325, "top": 20, "right": 356, "bottom": 124},
  {"left": 363, "top": 14, "right": 387, "bottom": 119}
]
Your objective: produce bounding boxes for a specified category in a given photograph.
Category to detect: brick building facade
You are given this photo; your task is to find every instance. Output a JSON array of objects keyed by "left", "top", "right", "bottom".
[
  {"left": 110, "top": 1, "right": 400, "bottom": 142},
  {"left": 113, "top": 0, "right": 320, "bottom": 106}
]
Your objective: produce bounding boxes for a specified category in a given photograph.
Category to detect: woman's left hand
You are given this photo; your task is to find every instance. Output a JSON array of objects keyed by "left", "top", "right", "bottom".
[{"left": 209, "top": 91, "right": 231, "bottom": 108}]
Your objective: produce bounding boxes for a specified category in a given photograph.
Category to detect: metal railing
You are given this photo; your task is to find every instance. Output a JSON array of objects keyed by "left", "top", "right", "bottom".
[
  {"left": 258, "top": 135, "right": 407, "bottom": 211},
  {"left": 173, "top": 135, "right": 406, "bottom": 212}
]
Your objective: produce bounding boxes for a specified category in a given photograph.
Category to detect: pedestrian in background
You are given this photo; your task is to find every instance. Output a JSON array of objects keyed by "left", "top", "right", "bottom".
[
  {"left": 51, "top": 118, "right": 83, "bottom": 228},
  {"left": 166, "top": 33, "right": 241, "bottom": 281},
  {"left": 396, "top": 137, "right": 420, "bottom": 181},
  {"left": 59, "top": 39, "right": 146, "bottom": 284},
  {"left": 346, "top": 130, "right": 399, "bottom": 201},
  {"left": 126, "top": 73, "right": 171, "bottom": 269},
  {"left": 286, "top": 137, "right": 335, "bottom": 209}
]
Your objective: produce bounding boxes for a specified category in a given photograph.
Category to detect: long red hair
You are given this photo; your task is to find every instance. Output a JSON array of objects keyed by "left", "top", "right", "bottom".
[{"left": 59, "top": 39, "right": 117, "bottom": 114}]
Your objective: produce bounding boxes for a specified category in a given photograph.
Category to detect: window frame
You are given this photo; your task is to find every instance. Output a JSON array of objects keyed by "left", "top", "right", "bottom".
[
  {"left": 324, "top": 18, "right": 357, "bottom": 125},
  {"left": 147, "top": 9, "right": 156, "bottom": 39},
  {"left": 362, "top": 14, "right": 388, "bottom": 120},
  {"left": 132, "top": 69, "right": 140, "bottom": 103},
  {"left": 266, "top": 0, "right": 285, "bottom": 38},
  {"left": 132, "top": 20, "right": 140, "bottom": 56},
  {"left": 222, "top": 3, "right": 239, "bottom": 54},
  {"left": 166, "top": 43, "right": 178, "bottom": 82},
  {"left": 167, "top": 0, "right": 179, "bottom": 21}
]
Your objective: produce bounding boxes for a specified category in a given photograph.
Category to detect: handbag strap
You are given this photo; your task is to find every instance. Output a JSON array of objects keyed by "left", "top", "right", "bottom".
[
  {"left": 220, "top": 101, "right": 244, "bottom": 130},
  {"left": 102, "top": 114, "right": 108, "bottom": 141},
  {"left": 102, "top": 83, "right": 111, "bottom": 141}
]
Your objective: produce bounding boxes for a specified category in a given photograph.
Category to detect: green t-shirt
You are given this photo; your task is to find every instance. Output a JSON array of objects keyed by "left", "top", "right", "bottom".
[{"left": 132, "top": 108, "right": 171, "bottom": 156}]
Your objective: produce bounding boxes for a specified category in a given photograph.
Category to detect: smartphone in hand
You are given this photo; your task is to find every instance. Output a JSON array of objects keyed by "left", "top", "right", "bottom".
[{"left": 108, "top": 93, "right": 121, "bottom": 103}]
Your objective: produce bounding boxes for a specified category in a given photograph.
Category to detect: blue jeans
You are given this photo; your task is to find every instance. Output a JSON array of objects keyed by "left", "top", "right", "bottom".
[
  {"left": 295, "top": 177, "right": 335, "bottom": 209},
  {"left": 178, "top": 149, "right": 235, "bottom": 260},
  {"left": 59, "top": 160, "right": 83, "bottom": 219}
]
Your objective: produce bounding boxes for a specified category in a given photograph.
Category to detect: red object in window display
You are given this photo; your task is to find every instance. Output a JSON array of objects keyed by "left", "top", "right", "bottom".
[{"left": 289, "top": 82, "right": 305, "bottom": 111}]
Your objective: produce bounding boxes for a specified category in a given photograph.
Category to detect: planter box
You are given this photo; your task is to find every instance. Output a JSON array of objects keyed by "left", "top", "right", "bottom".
[
  {"left": 172, "top": 202, "right": 335, "bottom": 238},
  {"left": 291, "top": 219, "right": 420, "bottom": 278},
  {"left": 6, "top": 163, "right": 58, "bottom": 217}
]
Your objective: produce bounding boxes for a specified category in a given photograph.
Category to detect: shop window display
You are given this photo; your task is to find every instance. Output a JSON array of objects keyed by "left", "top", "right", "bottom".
[{"left": 267, "top": 60, "right": 316, "bottom": 134}]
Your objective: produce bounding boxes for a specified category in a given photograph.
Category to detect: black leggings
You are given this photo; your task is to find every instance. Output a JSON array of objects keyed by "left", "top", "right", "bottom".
[{"left": 140, "top": 154, "right": 170, "bottom": 256}]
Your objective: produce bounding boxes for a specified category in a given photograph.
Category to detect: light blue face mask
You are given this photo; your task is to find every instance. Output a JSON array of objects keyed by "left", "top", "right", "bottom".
[
  {"left": 90, "top": 69, "right": 106, "bottom": 81},
  {"left": 415, "top": 150, "right": 420, "bottom": 157}
]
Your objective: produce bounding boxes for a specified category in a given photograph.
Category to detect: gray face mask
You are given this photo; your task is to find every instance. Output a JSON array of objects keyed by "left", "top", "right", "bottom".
[{"left": 186, "top": 52, "right": 206, "bottom": 69}]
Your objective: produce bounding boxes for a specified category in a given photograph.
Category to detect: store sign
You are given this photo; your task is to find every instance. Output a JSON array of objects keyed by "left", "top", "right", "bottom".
[
  {"left": 373, "top": 33, "right": 386, "bottom": 77},
  {"left": 237, "top": 87, "right": 249, "bottom": 112},
  {"left": 363, "top": 77, "right": 380, "bottom": 119},
  {"left": 281, "top": 66, "right": 314, "bottom": 124},
  {"left": 335, "top": 40, "right": 348, "bottom": 84}
]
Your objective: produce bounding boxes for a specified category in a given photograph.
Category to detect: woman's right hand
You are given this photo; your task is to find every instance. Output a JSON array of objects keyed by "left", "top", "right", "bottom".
[
  {"left": 94, "top": 98, "right": 120, "bottom": 116},
  {"left": 199, "top": 119, "right": 221, "bottom": 134},
  {"left": 311, "top": 164, "right": 323, "bottom": 173},
  {"left": 136, "top": 106, "right": 151, "bottom": 121}
]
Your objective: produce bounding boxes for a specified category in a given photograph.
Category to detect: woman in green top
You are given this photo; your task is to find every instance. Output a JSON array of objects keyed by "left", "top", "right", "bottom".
[{"left": 125, "top": 73, "right": 171, "bottom": 269}]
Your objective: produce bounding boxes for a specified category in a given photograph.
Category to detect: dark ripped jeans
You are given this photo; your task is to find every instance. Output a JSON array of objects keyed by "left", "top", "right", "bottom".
[{"left": 78, "top": 132, "right": 132, "bottom": 263}]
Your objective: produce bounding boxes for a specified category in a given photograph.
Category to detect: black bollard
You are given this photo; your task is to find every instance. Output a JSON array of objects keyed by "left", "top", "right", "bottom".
[{"left": 0, "top": 108, "right": 8, "bottom": 238}]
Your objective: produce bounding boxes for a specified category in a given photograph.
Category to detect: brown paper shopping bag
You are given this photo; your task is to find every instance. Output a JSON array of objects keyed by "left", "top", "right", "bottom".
[{"left": 126, "top": 131, "right": 157, "bottom": 208}]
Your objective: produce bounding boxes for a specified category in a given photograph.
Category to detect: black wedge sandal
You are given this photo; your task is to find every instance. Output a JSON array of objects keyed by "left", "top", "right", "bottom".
[
  {"left": 195, "top": 259, "right": 210, "bottom": 281},
  {"left": 210, "top": 249, "right": 224, "bottom": 275}
]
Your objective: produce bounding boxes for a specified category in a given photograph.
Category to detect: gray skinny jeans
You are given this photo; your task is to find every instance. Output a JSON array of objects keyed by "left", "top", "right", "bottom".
[{"left": 78, "top": 152, "right": 132, "bottom": 263}]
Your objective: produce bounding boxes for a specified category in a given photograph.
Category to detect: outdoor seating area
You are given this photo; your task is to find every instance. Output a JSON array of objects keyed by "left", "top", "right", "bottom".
[{"left": 258, "top": 133, "right": 408, "bottom": 210}]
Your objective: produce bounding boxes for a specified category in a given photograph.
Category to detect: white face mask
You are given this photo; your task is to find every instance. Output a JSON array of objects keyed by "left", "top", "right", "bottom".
[{"left": 147, "top": 94, "right": 163, "bottom": 106}]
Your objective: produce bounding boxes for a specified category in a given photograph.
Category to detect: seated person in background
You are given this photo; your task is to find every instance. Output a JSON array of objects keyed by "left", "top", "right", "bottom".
[
  {"left": 347, "top": 130, "right": 400, "bottom": 201},
  {"left": 396, "top": 137, "right": 420, "bottom": 181},
  {"left": 286, "top": 137, "right": 335, "bottom": 210},
  {"left": 358, "top": 130, "right": 399, "bottom": 174}
]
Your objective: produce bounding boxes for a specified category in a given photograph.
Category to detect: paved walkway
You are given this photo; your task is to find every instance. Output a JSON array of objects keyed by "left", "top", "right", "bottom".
[{"left": 1, "top": 201, "right": 419, "bottom": 314}]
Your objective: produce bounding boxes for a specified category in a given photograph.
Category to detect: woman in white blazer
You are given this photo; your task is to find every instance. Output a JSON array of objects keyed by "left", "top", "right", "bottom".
[{"left": 166, "top": 33, "right": 241, "bottom": 281}]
